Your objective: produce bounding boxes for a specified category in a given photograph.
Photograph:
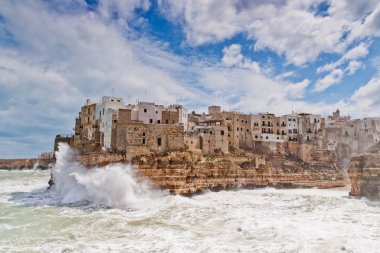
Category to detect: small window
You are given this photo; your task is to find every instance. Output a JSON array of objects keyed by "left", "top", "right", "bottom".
[
  {"left": 144, "top": 109, "right": 147, "bottom": 113},
  {"left": 157, "top": 138, "right": 162, "bottom": 146},
  {"left": 166, "top": 119, "right": 169, "bottom": 124},
  {"left": 237, "top": 127, "right": 239, "bottom": 131},
  {"left": 266, "top": 136, "right": 268, "bottom": 139},
  {"left": 149, "top": 119, "right": 153, "bottom": 123},
  {"left": 240, "top": 128, "right": 242, "bottom": 131},
  {"left": 241, "top": 120, "right": 243, "bottom": 123},
  {"left": 157, "top": 120, "right": 161, "bottom": 124},
  {"left": 156, "top": 111, "right": 158, "bottom": 114},
  {"left": 143, "top": 132, "right": 145, "bottom": 136},
  {"left": 117, "top": 99, "right": 120, "bottom": 102},
  {"left": 142, "top": 138, "right": 145, "bottom": 144},
  {"left": 111, "top": 99, "right": 114, "bottom": 101},
  {"left": 236, "top": 119, "right": 239, "bottom": 122},
  {"left": 221, "top": 130, "right": 225, "bottom": 136},
  {"left": 255, "top": 135, "right": 258, "bottom": 138}
]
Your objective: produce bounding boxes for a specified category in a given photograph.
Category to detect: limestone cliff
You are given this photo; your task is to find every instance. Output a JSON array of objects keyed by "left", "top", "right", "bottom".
[
  {"left": 75, "top": 150, "right": 345, "bottom": 195},
  {"left": 348, "top": 143, "right": 380, "bottom": 200}
]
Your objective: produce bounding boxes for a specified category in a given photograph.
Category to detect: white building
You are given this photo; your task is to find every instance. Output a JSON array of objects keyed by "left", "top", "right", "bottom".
[
  {"left": 96, "top": 96, "right": 126, "bottom": 149},
  {"left": 129, "top": 102, "right": 166, "bottom": 124}
]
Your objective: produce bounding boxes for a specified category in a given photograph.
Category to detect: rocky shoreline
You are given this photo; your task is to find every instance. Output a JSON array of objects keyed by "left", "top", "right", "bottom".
[{"left": 0, "top": 158, "right": 54, "bottom": 170}]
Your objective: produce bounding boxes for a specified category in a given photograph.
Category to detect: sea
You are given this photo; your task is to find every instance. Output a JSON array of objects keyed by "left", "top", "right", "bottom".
[{"left": 1, "top": 145, "right": 379, "bottom": 253}]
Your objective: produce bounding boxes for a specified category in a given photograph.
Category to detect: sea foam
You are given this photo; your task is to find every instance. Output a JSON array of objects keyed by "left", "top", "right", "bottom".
[{"left": 51, "top": 143, "right": 166, "bottom": 209}]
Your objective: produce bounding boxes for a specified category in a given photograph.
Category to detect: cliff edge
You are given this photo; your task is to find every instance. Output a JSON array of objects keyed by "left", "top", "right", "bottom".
[
  {"left": 66, "top": 150, "right": 346, "bottom": 196},
  {"left": 349, "top": 143, "right": 380, "bottom": 200}
]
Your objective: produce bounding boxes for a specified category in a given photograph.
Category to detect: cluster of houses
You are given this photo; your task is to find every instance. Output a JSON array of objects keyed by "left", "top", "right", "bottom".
[{"left": 56, "top": 96, "right": 380, "bottom": 162}]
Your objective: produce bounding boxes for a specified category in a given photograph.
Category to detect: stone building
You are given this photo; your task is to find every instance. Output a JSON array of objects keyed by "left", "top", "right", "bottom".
[
  {"left": 113, "top": 121, "right": 185, "bottom": 157},
  {"left": 167, "top": 104, "right": 189, "bottom": 131},
  {"left": 73, "top": 99, "right": 100, "bottom": 151},
  {"left": 187, "top": 119, "right": 229, "bottom": 154}
]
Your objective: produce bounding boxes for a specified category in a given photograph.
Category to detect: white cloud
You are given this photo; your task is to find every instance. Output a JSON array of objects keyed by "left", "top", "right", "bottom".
[
  {"left": 350, "top": 76, "right": 380, "bottom": 108},
  {"left": 345, "top": 60, "right": 363, "bottom": 75},
  {"left": 221, "top": 44, "right": 260, "bottom": 73},
  {"left": 314, "top": 69, "right": 344, "bottom": 92},
  {"left": 317, "top": 42, "right": 370, "bottom": 74},
  {"left": 157, "top": 0, "right": 379, "bottom": 66}
]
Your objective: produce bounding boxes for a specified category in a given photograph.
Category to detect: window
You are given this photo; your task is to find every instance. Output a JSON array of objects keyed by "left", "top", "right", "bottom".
[
  {"left": 87, "top": 117, "right": 90, "bottom": 122},
  {"left": 143, "top": 132, "right": 145, "bottom": 136},
  {"left": 157, "top": 120, "right": 161, "bottom": 124},
  {"left": 277, "top": 137, "right": 279, "bottom": 140},
  {"left": 237, "top": 127, "right": 239, "bottom": 131},
  {"left": 246, "top": 129, "right": 249, "bottom": 132},
  {"left": 149, "top": 119, "right": 153, "bottom": 123},
  {"left": 157, "top": 138, "right": 161, "bottom": 146},
  {"left": 241, "top": 120, "right": 243, "bottom": 123},
  {"left": 166, "top": 119, "right": 169, "bottom": 124},
  {"left": 111, "top": 99, "right": 114, "bottom": 101},
  {"left": 156, "top": 111, "right": 158, "bottom": 114},
  {"left": 144, "top": 109, "right": 147, "bottom": 113},
  {"left": 288, "top": 129, "right": 292, "bottom": 134},
  {"left": 221, "top": 130, "right": 225, "bottom": 136},
  {"left": 236, "top": 119, "right": 239, "bottom": 122},
  {"left": 255, "top": 135, "right": 258, "bottom": 138},
  {"left": 266, "top": 136, "right": 268, "bottom": 139},
  {"left": 142, "top": 138, "right": 145, "bottom": 144},
  {"left": 240, "top": 128, "right": 242, "bottom": 131},
  {"left": 117, "top": 99, "right": 120, "bottom": 102}
]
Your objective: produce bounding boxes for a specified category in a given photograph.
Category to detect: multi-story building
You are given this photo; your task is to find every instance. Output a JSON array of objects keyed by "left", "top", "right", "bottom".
[{"left": 96, "top": 96, "right": 126, "bottom": 149}]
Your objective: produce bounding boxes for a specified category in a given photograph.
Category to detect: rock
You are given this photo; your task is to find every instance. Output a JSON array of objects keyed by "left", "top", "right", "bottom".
[{"left": 348, "top": 142, "right": 380, "bottom": 200}]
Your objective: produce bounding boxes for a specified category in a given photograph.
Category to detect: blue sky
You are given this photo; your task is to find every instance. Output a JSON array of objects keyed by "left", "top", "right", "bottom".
[{"left": 1, "top": 0, "right": 380, "bottom": 158}]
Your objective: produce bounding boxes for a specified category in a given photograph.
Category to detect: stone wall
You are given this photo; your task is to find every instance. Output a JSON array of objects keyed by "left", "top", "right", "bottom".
[{"left": 114, "top": 122, "right": 184, "bottom": 156}]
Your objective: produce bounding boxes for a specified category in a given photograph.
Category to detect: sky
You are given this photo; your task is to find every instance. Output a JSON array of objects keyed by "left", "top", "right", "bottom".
[{"left": 0, "top": 0, "right": 380, "bottom": 158}]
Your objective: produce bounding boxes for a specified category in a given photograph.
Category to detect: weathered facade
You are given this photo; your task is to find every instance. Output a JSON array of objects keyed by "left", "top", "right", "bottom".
[{"left": 114, "top": 121, "right": 185, "bottom": 158}]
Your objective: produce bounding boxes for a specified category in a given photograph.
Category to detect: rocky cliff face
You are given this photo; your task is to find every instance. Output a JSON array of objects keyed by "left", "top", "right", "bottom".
[
  {"left": 348, "top": 143, "right": 380, "bottom": 200},
  {"left": 77, "top": 150, "right": 346, "bottom": 195},
  {"left": 0, "top": 158, "right": 54, "bottom": 170}
]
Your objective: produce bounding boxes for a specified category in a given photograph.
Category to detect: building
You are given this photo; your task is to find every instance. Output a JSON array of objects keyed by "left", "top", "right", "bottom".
[{"left": 129, "top": 102, "right": 166, "bottom": 124}]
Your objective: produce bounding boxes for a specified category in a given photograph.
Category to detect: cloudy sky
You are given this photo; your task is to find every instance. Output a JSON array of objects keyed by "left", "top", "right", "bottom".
[{"left": 1, "top": 0, "right": 380, "bottom": 158}]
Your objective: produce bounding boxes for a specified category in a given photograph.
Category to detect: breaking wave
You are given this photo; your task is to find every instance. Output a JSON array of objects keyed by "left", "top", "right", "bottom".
[{"left": 51, "top": 143, "right": 166, "bottom": 209}]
